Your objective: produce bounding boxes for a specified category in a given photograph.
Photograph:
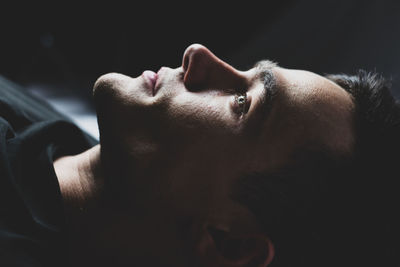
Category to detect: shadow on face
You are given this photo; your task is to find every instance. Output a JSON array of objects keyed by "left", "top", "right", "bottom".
[{"left": 92, "top": 43, "right": 355, "bottom": 266}]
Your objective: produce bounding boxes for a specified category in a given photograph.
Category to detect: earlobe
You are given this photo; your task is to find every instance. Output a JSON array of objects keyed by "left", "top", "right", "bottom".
[{"left": 195, "top": 225, "right": 275, "bottom": 267}]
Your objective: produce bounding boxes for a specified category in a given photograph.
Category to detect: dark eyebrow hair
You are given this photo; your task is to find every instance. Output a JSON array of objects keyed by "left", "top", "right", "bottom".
[
  {"left": 253, "top": 59, "right": 278, "bottom": 70},
  {"left": 253, "top": 60, "right": 279, "bottom": 118}
]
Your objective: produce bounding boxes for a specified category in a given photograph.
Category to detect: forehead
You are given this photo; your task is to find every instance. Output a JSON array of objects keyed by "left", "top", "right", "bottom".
[
  {"left": 248, "top": 67, "right": 355, "bottom": 171},
  {"left": 275, "top": 68, "right": 346, "bottom": 94}
]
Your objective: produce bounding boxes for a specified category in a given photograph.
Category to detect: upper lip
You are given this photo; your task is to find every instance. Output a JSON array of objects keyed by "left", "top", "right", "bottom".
[
  {"left": 142, "top": 70, "right": 159, "bottom": 96},
  {"left": 152, "top": 75, "right": 158, "bottom": 96},
  {"left": 153, "top": 67, "right": 163, "bottom": 95}
]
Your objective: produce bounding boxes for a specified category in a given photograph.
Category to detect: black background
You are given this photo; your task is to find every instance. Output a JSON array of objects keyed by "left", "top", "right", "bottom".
[{"left": 1, "top": 0, "right": 400, "bottom": 106}]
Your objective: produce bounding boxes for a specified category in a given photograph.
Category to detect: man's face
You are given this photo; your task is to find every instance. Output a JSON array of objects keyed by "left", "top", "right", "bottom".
[{"left": 93, "top": 43, "right": 354, "bottom": 260}]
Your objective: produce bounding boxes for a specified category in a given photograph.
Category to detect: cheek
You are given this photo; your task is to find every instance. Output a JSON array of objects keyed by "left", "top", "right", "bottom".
[{"left": 165, "top": 94, "right": 235, "bottom": 135}]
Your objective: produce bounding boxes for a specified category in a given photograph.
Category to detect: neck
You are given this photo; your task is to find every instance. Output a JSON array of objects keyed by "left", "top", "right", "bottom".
[
  {"left": 54, "top": 144, "right": 103, "bottom": 214},
  {"left": 53, "top": 145, "right": 186, "bottom": 266},
  {"left": 54, "top": 144, "right": 111, "bottom": 264}
]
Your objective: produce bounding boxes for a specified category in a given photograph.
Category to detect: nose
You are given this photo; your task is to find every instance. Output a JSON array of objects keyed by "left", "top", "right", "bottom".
[{"left": 182, "top": 44, "right": 246, "bottom": 91}]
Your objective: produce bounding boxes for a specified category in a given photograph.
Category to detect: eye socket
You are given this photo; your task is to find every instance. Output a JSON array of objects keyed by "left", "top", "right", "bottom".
[{"left": 233, "top": 92, "right": 248, "bottom": 116}]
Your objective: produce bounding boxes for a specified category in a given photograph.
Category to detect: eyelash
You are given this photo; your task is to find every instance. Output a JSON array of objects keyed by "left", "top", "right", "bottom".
[{"left": 234, "top": 92, "right": 248, "bottom": 116}]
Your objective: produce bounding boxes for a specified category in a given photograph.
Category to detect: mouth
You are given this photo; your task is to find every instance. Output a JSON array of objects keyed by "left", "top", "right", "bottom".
[
  {"left": 153, "top": 67, "right": 165, "bottom": 96},
  {"left": 142, "top": 70, "right": 158, "bottom": 96}
]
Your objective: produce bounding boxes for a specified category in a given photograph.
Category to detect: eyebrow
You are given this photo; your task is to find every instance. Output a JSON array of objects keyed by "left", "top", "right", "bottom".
[{"left": 253, "top": 60, "right": 279, "bottom": 117}]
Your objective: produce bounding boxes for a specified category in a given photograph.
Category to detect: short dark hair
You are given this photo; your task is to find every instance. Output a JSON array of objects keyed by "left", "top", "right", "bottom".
[{"left": 232, "top": 70, "right": 400, "bottom": 266}]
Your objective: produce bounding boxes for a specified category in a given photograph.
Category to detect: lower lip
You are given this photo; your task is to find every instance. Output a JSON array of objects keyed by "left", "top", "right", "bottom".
[{"left": 142, "top": 70, "right": 158, "bottom": 95}]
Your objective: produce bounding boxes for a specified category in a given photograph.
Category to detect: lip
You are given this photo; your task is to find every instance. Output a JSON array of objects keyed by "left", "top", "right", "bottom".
[
  {"left": 142, "top": 70, "right": 158, "bottom": 96},
  {"left": 153, "top": 67, "right": 165, "bottom": 96}
]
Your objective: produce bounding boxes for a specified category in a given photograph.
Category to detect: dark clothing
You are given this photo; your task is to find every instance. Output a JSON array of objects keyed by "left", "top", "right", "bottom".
[{"left": 0, "top": 76, "right": 98, "bottom": 266}]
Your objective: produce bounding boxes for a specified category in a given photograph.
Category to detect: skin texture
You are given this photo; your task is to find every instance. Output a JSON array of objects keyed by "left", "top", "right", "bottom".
[{"left": 54, "top": 44, "right": 355, "bottom": 266}]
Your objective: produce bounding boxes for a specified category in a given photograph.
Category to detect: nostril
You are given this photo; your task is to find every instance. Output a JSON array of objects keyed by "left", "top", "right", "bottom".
[
  {"left": 182, "top": 44, "right": 213, "bottom": 90},
  {"left": 183, "top": 52, "right": 189, "bottom": 72},
  {"left": 182, "top": 43, "right": 244, "bottom": 91},
  {"left": 182, "top": 44, "right": 205, "bottom": 72}
]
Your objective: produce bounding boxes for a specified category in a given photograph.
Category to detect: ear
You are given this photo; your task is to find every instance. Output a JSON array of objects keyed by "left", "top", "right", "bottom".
[{"left": 195, "top": 225, "right": 275, "bottom": 267}]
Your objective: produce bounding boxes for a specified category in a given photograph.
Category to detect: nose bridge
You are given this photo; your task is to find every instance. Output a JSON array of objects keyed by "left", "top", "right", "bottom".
[{"left": 182, "top": 44, "right": 244, "bottom": 91}]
